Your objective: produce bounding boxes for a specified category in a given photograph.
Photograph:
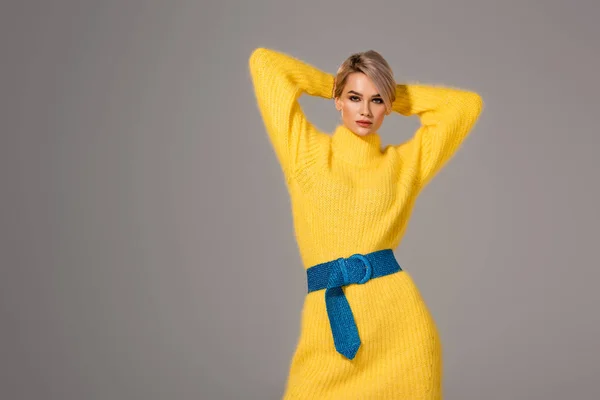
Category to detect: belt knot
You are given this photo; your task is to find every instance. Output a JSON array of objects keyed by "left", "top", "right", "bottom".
[{"left": 330, "top": 254, "right": 373, "bottom": 288}]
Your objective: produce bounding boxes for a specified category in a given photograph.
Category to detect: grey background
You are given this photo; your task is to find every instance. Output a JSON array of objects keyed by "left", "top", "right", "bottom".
[{"left": 2, "top": 0, "right": 599, "bottom": 399}]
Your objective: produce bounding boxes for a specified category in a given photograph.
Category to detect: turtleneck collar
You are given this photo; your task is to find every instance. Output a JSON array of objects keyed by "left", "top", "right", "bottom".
[{"left": 331, "top": 125, "right": 383, "bottom": 166}]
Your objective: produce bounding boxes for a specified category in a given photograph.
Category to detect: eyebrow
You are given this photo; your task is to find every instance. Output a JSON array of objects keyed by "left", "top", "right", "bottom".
[{"left": 347, "top": 90, "right": 382, "bottom": 98}]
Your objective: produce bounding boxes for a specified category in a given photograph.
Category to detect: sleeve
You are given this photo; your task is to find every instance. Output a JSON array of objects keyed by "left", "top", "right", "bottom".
[
  {"left": 248, "top": 47, "right": 335, "bottom": 179},
  {"left": 392, "top": 84, "right": 483, "bottom": 187}
]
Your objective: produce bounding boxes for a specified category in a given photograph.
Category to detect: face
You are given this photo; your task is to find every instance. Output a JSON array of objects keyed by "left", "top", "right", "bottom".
[{"left": 335, "top": 72, "right": 390, "bottom": 136}]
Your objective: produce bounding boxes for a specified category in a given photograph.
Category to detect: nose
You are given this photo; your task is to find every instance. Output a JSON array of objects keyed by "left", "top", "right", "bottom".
[{"left": 360, "top": 102, "right": 372, "bottom": 117}]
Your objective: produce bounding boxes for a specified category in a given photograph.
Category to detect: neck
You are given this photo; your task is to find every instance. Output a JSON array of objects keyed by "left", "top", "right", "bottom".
[{"left": 331, "top": 125, "right": 382, "bottom": 166}]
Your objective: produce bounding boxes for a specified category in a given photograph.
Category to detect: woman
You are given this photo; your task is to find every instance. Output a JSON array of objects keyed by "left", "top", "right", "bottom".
[{"left": 248, "top": 47, "right": 482, "bottom": 399}]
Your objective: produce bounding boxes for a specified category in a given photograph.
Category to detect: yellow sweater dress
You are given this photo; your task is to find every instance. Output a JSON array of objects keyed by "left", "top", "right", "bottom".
[{"left": 248, "top": 48, "right": 483, "bottom": 399}]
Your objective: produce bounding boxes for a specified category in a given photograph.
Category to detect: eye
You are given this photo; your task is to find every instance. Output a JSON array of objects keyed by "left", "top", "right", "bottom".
[
  {"left": 372, "top": 98, "right": 383, "bottom": 104},
  {"left": 349, "top": 95, "right": 361, "bottom": 102}
]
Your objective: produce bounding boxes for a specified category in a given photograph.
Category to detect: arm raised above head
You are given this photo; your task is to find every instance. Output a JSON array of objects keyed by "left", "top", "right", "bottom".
[
  {"left": 392, "top": 84, "right": 483, "bottom": 187},
  {"left": 249, "top": 48, "right": 335, "bottom": 178}
]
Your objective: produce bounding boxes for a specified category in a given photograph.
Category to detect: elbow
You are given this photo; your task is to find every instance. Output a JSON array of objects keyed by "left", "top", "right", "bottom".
[
  {"left": 450, "top": 91, "right": 483, "bottom": 126},
  {"left": 473, "top": 92, "right": 484, "bottom": 112},
  {"left": 463, "top": 91, "right": 483, "bottom": 119},
  {"left": 249, "top": 48, "right": 281, "bottom": 81},
  {"left": 249, "top": 47, "right": 267, "bottom": 61},
  {"left": 249, "top": 47, "right": 274, "bottom": 70},
  {"left": 249, "top": 48, "right": 268, "bottom": 74},
  {"left": 248, "top": 48, "right": 265, "bottom": 72}
]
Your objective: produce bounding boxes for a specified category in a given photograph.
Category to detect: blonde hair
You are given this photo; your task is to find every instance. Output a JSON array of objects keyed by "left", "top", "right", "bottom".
[{"left": 334, "top": 50, "right": 396, "bottom": 111}]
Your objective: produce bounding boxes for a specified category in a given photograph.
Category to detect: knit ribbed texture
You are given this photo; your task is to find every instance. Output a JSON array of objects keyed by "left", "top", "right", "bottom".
[{"left": 249, "top": 48, "right": 482, "bottom": 399}]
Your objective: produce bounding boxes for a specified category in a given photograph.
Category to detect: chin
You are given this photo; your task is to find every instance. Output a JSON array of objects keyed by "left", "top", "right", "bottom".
[{"left": 352, "top": 126, "right": 374, "bottom": 136}]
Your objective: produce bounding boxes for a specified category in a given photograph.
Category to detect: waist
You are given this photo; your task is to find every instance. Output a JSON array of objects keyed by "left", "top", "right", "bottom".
[
  {"left": 306, "top": 249, "right": 402, "bottom": 293},
  {"left": 304, "top": 248, "right": 402, "bottom": 359}
]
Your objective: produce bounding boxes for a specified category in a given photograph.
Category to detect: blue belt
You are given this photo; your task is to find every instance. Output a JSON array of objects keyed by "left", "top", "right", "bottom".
[{"left": 306, "top": 249, "right": 402, "bottom": 360}]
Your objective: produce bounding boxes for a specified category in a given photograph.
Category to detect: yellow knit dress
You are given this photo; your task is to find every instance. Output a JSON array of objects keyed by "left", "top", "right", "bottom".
[{"left": 249, "top": 48, "right": 483, "bottom": 399}]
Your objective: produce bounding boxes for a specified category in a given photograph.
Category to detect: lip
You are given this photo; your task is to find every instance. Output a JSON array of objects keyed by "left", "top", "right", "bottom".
[{"left": 356, "top": 120, "right": 372, "bottom": 127}]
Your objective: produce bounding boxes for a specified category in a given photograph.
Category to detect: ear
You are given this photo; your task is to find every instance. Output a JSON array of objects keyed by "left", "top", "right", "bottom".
[{"left": 335, "top": 97, "right": 342, "bottom": 111}]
